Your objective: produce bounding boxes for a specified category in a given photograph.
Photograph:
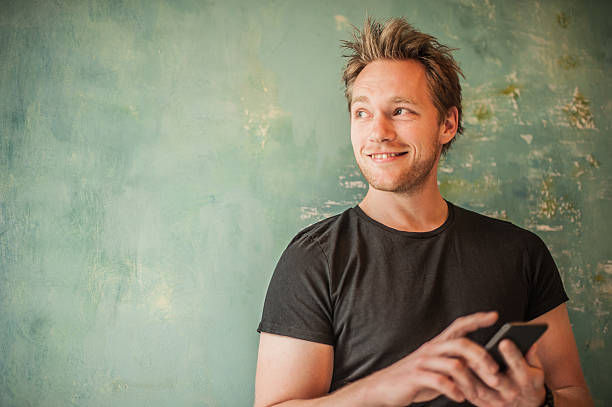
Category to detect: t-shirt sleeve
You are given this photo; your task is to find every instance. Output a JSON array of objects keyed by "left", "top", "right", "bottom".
[
  {"left": 524, "top": 231, "right": 569, "bottom": 320},
  {"left": 257, "top": 232, "right": 335, "bottom": 345}
]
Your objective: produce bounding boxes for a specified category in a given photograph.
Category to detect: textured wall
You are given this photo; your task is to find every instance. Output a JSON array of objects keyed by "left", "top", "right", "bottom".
[{"left": 0, "top": 0, "right": 610, "bottom": 405}]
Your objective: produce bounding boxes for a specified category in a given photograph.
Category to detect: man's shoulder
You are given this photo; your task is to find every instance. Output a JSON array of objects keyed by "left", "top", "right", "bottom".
[
  {"left": 290, "top": 207, "right": 355, "bottom": 245},
  {"left": 452, "top": 203, "right": 542, "bottom": 243},
  {"left": 277, "top": 208, "right": 356, "bottom": 267}
]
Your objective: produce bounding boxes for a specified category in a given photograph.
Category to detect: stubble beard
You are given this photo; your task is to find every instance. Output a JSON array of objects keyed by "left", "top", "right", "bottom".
[{"left": 356, "top": 144, "right": 441, "bottom": 195}]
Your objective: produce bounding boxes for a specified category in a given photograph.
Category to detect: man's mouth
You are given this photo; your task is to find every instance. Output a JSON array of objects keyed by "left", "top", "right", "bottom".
[{"left": 368, "top": 152, "right": 408, "bottom": 160}]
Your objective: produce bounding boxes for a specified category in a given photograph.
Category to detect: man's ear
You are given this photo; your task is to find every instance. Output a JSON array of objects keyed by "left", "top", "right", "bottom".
[{"left": 439, "top": 106, "right": 458, "bottom": 145}]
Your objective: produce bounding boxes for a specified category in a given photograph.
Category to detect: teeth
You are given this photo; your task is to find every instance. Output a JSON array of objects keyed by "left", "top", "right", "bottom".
[{"left": 371, "top": 153, "right": 401, "bottom": 159}]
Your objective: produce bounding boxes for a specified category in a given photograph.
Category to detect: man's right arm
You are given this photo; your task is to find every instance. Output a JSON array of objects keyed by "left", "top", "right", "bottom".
[
  {"left": 254, "top": 312, "right": 503, "bottom": 407},
  {"left": 254, "top": 332, "right": 400, "bottom": 407},
  {"left": 254, "top": 332, "right": 376, "bottom": 407}
]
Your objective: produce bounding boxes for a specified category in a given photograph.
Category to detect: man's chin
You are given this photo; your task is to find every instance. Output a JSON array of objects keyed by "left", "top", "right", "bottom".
[
  {"left": 367, "top": 179, "right": 423, "bottom": 194},
  {"left": 366, "top": 177, "right": 425, "bottom": 194},
  {"left": 368, "top": 182, "right": 403, "bottom": 193},
  {"left": 357, "top": 159, "right": 436, "bottom": 195}
]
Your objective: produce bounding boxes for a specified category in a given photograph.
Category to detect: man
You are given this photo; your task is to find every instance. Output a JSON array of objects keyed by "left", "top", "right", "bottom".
[{"left": 254, "top": 18, "right": 592, "bottom": 407}]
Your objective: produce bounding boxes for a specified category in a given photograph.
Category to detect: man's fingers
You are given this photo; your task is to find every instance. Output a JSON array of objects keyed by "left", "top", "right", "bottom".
[
  {"left": 429, "top": 338, "right": 500, "bottom": 387},
  {"left": 499, "top": 339, "right": 531, "bottom": 384},
  {"left": 496, "top": 338, "right": 547, "bottom": 403},
  {"left": 499, "top": 339, "right": 531, "bottom": 394},
  {"left": 437, "top": 311, "right": 499, "bottom": 340},
  {"left": 500, "top": 339, "right": 545, "bottom": 394},
  {"left": 418, "top": 357, "right": 478, "bottom": 400},
  {"left": 470, "top": 375, "right": 505, "bottom": 405},
  {"left": 413, "top": 371, "right": 466, "bottom": 403}
]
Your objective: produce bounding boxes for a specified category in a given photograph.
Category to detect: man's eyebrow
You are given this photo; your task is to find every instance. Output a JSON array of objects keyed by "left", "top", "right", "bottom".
[
  {"left": 390, "top": 96, "right": 418, "bottom": 105},
  {"left": 351, "top": 96, "right": 419, "bottom": 105},
  {"left": 351, "top": 95, "right": 369, "bottom": 104}
]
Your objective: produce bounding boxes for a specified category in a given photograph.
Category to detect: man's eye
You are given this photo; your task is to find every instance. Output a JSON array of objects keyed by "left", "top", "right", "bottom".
[
  {"left": 355, "top": 110, "right": 367, "bottom": 118},
  {"left": 394, "top": 108, "right": 410, "bottom": 115}
]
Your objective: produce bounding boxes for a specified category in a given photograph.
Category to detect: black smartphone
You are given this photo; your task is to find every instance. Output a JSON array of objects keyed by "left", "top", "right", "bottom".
[{"left": 484, "top": 322, "right": 548, "bottom": 371}]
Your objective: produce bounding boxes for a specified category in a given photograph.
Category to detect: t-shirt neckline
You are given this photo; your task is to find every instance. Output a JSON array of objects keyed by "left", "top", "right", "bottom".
[{"left": 352, "top": 200, "right": 455, "bottom": 239}]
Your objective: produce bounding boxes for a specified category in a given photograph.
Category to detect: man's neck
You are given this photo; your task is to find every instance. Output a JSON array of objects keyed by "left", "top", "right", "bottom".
[{"left": 358, "top": 183, "right": 448, "bottom": 233}]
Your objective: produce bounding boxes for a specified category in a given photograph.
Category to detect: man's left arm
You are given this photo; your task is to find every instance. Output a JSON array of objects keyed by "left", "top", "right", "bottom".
[
  {"left": 527, "top": 303, "right": 593, "bottom": 406},
  {"left": 469, "top": 303, "right": 593, "bottom": 406}
]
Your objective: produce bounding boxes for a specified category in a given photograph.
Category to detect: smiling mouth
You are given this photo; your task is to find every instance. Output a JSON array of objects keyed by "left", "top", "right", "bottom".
[{"left": 368, "top": 152, "right": 408, "bottom": 160}]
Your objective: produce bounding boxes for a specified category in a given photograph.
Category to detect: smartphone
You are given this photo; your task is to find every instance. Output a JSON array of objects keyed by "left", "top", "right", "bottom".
[{"left": 484, "top": 322, "right": 548, "bottom": 371}]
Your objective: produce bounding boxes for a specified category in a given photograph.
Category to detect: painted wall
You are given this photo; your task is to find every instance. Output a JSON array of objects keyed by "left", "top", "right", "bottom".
[{"left": 1, "top": 0, "right": 610, "bottom": 405}]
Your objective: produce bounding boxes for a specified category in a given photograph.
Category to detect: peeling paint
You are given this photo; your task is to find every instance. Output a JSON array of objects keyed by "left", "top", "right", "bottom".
[
  {"left": 300, "top": 206, "right": 320, "bottom": 220},
  {"left": 586, "top": 154, "right": 600, "bottom": 168},
  {"left": 524, "top": 32, "right": 550, "bottom": 46},
  {"left": 500, "top": 84, "right": 520, "bottom": 98},
  {"left": 600, "top": 261, "right": 612, "bottom": 275},
  {"left": 334, "top": 15, "right": 350, "bottom": 31},
  {"left": 107, "top": 378, "right": 130, "bottom": 393},
  {"left": 534, "top": 224, "right": 563, "bottom": 232},
  {"left": 562, "top": 88, "right": 596, "bottom": 130},
  {"left": 535, "top": 176, "right": 581, "bottom": 224},
  {"left": 300, "top": 200, "right": 355, "bottom": 221},
  {"left": 341, "top": 180, "right": 367, "bottom": 189},
  {"left": 585, "top": 338, "right": 605, "bottom": 351},
  {"left": 536, "top": 185, "right": 557, "bottom": 218},
  {"left": 556, "top": 11, "right": 570, "bottom": 28},
  {"left": 482, "top": 209, "right": 508, "bottom": 220},
  {"left": 571, "top": 155, "right": 600, "bottom": 192},
  {"left": 557, "top": 55, "right": 578, "bottom": 70},
  {"left": 572, "top": 161, "right": 585, "bottom": 178},
  {"left": 500, "top": 82, "right": 520, "bottom": 111},
  {"left": 243, "top": 104, "right": 286, "bottom": 148},
  {"left": 239, "top": 26, "right": 290, "bottom": 149},
  {"left": 439, "top": 175, "right": 501, "bottom": 199},
  {"left": 464, "top": 0, "right": 496, "bottom": 20},
  {"left": 473, "top": 104, "right": 493, "bottom": 122},
  {"left": 595, "top": 262, "right": 612, "bottom": 297},
  {"left": 338, "top": 173, "right": 367, "bottom": 190}
]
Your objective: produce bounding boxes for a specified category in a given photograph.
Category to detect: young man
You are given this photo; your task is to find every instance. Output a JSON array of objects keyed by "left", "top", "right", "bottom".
[{"left": 254, "top": 18, "right": 592, "bottom": 407}]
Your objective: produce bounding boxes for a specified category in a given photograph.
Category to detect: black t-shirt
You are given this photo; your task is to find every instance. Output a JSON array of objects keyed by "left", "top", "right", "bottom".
[{"left": 257, "top": 202, "right": 568, "bottom": 406}]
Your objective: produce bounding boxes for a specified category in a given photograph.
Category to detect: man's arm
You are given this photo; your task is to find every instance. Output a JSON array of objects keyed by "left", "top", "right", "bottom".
[
  {"left": 451, "top": 303, "right": 593, "bottom": 407},
  {"left": 255, "top": 306, "right": 593, "bottom": 407},
  {"left": 254, "top": 333, "right": 383, "bottom": 407},
  {"left": 530, "top": 303, "right": 593, "bottom": 406},
  {"left": 253, "top": 333, "right": 334, "bottom": 407},
  {"left": 254, "top": 312, "right": 503, "bottom": 407}
]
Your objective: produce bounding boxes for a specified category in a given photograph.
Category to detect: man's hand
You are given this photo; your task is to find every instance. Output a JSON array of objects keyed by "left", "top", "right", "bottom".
[
  {"left": 465, "top": 341, "right": 546, "bottom": 407},
  {"left": 255, "top": 304, "right": 590, "bottom": 407},
  {"left": 363, "top": 311, "right": 503, "bottom": 406}
]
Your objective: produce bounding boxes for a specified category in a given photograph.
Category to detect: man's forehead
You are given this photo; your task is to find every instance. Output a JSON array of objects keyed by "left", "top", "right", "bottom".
[{"left": 350, "top": 60, "right": 428, "bottom": 106}]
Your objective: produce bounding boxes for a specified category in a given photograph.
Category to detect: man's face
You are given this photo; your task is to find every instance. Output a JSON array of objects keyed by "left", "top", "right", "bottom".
[{"left": 350, "top": 59, "right": 454, "bottom": 194}]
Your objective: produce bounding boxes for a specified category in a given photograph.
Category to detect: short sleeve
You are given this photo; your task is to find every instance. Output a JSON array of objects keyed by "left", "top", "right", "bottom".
[
  {"left": 257, "top": 232, "right": 335, "bottom": 345},
  {"left": 524, "top": 232, "right": 569, "bottom": 320}
]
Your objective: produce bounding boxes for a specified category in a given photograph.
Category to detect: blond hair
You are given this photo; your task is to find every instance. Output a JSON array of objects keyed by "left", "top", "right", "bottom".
[{"left": 341, "top": 17, "right": 464, "bottom": 154}]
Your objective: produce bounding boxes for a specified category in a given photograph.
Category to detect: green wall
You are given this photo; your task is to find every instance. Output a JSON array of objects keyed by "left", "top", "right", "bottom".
[{"left": 1, "top": 0, "right": 610, "bottom": 405}]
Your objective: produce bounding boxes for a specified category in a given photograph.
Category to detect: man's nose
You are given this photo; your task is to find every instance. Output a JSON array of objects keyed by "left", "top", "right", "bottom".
[{"left": 369, "top": 113, "right": 396, "bottom": 142}]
